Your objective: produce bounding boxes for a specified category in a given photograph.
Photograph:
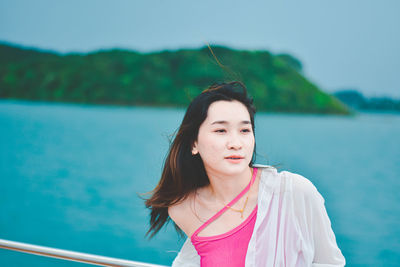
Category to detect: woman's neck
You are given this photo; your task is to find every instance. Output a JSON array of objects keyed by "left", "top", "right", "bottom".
[{"left": 205, "top": 167, "right": 253, "bottom": 204}]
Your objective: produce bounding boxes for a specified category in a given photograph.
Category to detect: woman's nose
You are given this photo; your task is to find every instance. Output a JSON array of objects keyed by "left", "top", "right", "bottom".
[{"left": 227, "top": 134, "right": 242, "bottom": 150}]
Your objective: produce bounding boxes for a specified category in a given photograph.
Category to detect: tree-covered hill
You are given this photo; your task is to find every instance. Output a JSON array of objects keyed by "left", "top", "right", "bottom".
[
  {"left": 334, "top": 90, "right": 400, "bottom": 112},
  {"left": 0, "top": 43, "right": 349, "bottom": 114}
]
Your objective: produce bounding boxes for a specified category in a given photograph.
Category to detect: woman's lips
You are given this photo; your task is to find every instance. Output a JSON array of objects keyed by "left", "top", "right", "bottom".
[
  {"left": 226, "top": 158, "right": 243, "bottom": 163},
  {"left": 225, "top": 156, "right": 244, "bottom": 163}
]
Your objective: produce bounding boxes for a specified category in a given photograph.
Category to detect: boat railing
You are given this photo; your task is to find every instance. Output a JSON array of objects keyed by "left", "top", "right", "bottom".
[{"left": 0, "top": 238, "right": 168, "bottom": 267}]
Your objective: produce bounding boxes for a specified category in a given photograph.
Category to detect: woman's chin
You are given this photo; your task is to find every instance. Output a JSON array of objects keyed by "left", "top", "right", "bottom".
[{"left": 220, "top": 162, "right": 251, "bottom": 175}]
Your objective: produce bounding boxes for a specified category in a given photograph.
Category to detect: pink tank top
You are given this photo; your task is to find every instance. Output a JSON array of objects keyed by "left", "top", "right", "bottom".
[{"left": 191, "top": 168, "right": 258, "bottom": 267}]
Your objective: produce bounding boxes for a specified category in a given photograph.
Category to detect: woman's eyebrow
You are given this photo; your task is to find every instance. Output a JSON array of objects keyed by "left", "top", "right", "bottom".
[{"left": 211, "top": 120, "right": 251, "bottom": 125}]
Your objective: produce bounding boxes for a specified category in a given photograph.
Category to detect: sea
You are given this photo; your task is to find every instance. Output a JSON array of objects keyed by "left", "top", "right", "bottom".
[{"left": 0, "top": 100, "right": 399, "bottom": 266}]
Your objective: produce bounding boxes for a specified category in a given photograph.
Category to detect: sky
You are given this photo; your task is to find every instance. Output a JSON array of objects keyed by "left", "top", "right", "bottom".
[{"left": 1, "top": 0, "right": 399, "bottom": 98}]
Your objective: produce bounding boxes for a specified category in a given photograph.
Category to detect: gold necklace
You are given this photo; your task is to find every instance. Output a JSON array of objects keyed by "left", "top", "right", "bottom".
[
  {"left": 223, "top": 168, "right": 254, "bottom": 219},
  {"left": 226, "top": 193, "right": 250, "bottom": 218}
]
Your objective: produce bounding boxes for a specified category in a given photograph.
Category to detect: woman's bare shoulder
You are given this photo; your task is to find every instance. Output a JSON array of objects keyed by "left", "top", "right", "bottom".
[
  {"left": 168, "top": 192, "right": 198, "bottom": 236},
  {"left": 168, "top": 195, "right": 191, "bottom": 221}
]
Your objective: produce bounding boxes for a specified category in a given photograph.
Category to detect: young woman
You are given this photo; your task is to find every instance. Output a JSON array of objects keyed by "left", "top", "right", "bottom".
[{"left": 145, "top": 81, "right": 345, "bottom": 266}]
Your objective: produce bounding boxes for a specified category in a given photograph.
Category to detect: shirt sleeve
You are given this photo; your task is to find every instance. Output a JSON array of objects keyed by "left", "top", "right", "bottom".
[
  {"left": 290, "top": 173, "right": 346, "bottom": 266},
  {"left": 171, "top": 238, "right": 200, "bottom": 267}
]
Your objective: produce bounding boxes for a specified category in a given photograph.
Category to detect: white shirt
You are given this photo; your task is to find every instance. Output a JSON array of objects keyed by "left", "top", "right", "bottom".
[{"left": 171, "top": 165, "right": 346, "bottom": 266}]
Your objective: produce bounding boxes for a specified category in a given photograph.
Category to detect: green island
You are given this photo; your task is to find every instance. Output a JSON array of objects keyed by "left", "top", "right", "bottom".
[
  {"left": 0, "top": 42, "right": 350, "bottom": 114},
  {"left": 334, "top": 90, "right": 400, "bottom": 112}
]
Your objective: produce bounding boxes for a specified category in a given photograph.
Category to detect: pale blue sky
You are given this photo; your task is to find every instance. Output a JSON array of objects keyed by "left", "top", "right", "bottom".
[{"left": 1, "top": 0, "right": 399, "bottom": 98}]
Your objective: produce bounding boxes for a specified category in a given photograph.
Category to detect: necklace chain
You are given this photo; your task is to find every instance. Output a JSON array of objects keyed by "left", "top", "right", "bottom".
[
  {"left": 193, "top": 168, "right": 255, "bottom": 222},
  {"left": 219, "top": 168, "right": 254, "bottom": 219}
]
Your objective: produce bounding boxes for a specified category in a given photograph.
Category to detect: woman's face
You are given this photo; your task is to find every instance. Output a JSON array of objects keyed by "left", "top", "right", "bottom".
[{"left": 192, "top": 100, "right": 255, "bottom": 177}]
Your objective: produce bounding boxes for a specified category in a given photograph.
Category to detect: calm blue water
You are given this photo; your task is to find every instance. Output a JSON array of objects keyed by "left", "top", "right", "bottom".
[{"left": 0, "top": 100, "right": 399, "bottom": 266}]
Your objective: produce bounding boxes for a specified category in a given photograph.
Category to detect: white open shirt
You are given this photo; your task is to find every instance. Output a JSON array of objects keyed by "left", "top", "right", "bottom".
[{"left": 171, "top": 165, "right": 346, "bottom": 267}]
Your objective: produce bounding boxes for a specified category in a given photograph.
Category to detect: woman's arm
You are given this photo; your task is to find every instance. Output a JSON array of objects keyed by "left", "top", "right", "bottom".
[
  {"left": 291, "top": 173, "right": 346, "bottom": 266},
  {"left": 310, "top": 190, "right": 346, "bottom": 266}
]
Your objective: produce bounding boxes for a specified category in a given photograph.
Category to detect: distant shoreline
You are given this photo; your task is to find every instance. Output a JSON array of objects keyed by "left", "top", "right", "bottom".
[{"left": 3, "top": 98, "right": 400, "bottom": 117}]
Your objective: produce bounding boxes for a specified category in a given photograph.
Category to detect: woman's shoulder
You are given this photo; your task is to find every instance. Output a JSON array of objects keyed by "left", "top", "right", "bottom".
[
  {"left": 256, "top": 165, "right": 322, "bottom": 200},
  {"left": 282, "top": 171, "right": 318, "bottom": 192},
  {"left": 168, "top": 192, "right": 198, "bottom": 236},
  {"left": 168, "top": 194, "right": 192, "bottom": 222},
  {"left": 279, "top": 170, "right": 325, "bottom": 203}
]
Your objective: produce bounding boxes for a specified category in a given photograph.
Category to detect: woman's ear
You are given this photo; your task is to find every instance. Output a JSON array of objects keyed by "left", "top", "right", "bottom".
[{"left": 192, "top": 142, "right": 198, "bottom": 155}]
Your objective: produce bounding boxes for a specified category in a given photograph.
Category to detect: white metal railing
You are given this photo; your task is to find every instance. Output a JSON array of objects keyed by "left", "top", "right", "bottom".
[{"left": 0, "top": 239, "right": 168, "bottom": 267}]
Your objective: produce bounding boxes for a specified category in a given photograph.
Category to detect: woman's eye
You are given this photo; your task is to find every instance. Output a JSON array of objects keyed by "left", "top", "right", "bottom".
[{"left": 214, "top": 129, "right": 251, "bottom": 133}]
